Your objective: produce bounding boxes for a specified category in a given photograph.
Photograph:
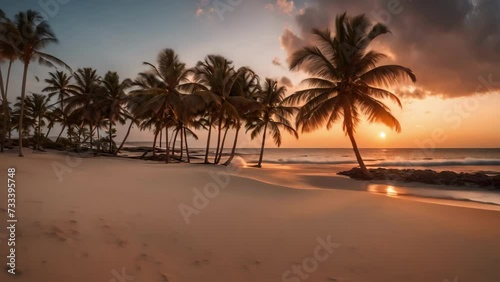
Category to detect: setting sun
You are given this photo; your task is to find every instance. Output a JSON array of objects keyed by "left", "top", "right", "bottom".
[{"left": 379, "top": 132, "right": 387, "bottom": 139}]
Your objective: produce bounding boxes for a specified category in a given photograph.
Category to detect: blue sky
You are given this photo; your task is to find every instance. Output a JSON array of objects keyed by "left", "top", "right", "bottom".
[{"left": 2, "top": 0, "right": 300, "bottom": 87}]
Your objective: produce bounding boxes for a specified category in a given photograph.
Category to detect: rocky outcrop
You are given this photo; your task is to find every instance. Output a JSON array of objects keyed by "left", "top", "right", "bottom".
[{"left": 338, "top": 168, "right": 500, "bottom": 189}]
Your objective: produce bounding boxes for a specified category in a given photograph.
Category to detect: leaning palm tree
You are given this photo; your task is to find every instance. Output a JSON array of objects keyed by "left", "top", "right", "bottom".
[
  {"left": 13, "top": 10, "right": 70, "bottom": 156},
  {"left": 285, "top": 13, "right": 416, "bottom": 178},
  {"left": 0, "top": 10, "right": 18, "bottom": 152},
  {"left": 247, "top": 78, "right": 298, "bottom": 168},
  {"left": 42, "top": 71, "right": 78, "bottom": 142}
]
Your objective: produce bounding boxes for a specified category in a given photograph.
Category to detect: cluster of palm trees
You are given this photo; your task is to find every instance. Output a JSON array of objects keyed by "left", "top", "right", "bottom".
[{"left": 1, "top": 10, "right": 416, "bottom": 176}]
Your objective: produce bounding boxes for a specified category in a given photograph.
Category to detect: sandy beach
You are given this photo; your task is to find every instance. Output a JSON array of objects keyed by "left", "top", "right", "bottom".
[{"left": 1, "top": 151, "right": 499, "bottom": 282}]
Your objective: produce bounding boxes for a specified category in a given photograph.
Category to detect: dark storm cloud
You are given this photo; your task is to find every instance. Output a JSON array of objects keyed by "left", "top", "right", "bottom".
[{"left": 280, "top": 0, "right": 500, "bottom": 98}]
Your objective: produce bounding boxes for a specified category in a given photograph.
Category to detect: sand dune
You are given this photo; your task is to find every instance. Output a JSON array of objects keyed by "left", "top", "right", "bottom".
[{"left": 1, "top": 151, "right": 500, "bottom": 281}]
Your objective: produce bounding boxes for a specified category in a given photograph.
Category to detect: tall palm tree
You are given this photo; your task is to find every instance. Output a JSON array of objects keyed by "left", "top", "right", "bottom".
[
  {"left": 65, "top": 68, "right": 102, "bottom": 150},
  {"left": 13, "top": 10, "right": 70, "bottom": 156},
  {"left": 133, "top": 49, "right": 191, "bottom": 163},
  {"left": 193, "top": 55, "right": 250, "bottom": 164},
  {"left": 223, "top": 68, "right": 261, "bottom": 165},
  {"left": 247, "top": 78, "right": 298, "bottom": 167},
  {"left": 285, "top": 13, "right": 416, "bottom": 178},
  {"left": 42, "top": 70, "right": 77, "bottom": 142},
  {"left": 101, "top": 71, "right": 131, "bottom": 153},
  {"left": 0, "top": 10, "right": 18, "bottom": 152}
]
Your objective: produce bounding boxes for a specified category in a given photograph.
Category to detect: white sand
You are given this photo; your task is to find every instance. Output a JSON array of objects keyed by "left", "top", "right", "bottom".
[{"left": 1, "top": 151, "right": 500, "bottom": 281}]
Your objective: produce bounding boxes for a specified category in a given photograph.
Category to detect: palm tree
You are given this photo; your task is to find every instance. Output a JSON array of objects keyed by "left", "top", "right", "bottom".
[
  {"left": 132, "top": 49, "right": 191, "bottom": 163},
  {"left": 27, "top": 94, "right": 50, "bottom": 150},
  {"left": 13, "top": 10, "right": 70, "bottom": 156},
  {"left": 101, "top": 71, "right": 131, "bottom": 153},
  {"left": 222, "top": 68, "right": 261, "bottom": 165},
  {"left": 193, "top": 55, "right": 250, "bottom": 164},
  {"left": 0, "top": 10, "right": 18, "bottom": 152},
  {"left": 247, "top": 78, "right": 298, "bottom": 167},
  {"left": 42, "top": 70, "right": 78, "bottom": 142},
  {"left": 13, "top": 93, "right": 51, "bottom": 150},
  {"left": 285, "top": 13, "right": 416, "bottom": 178},
  {"left": 65, "top": 68, "right": 102, "bottom": 150},
  {"left": 127, "top": 73, "right": 164, "bottom": 157}
]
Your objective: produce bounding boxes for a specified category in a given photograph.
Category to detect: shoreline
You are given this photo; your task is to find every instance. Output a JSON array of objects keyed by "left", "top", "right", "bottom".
[{"left": 4, "top": 148, "right": 500, "bottom": 210}]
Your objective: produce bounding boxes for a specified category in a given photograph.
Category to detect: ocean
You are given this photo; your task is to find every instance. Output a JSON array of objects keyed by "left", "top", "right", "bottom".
[{"left": 124, "top": 143, "right": 500, "bottom": 174}]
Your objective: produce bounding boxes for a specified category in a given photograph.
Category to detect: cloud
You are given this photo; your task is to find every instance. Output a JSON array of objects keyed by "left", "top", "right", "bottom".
[
  {"left": 279, "top": 0, "right": 500, "bottom": 98},
  {"left": 279, "top": 76, "right": 294, "bottom": 88},
  {"left": 266, "top": 0, "right": 295, "bottom": 15},
  {"left": 272, "top": 57, "right": 283, "bottom": 67},
  {"left": 196, "top": 8, "right": 204, "bottom": 17},
  {"left": 279, "top": 27, "right": 305, "bottom": 64}
]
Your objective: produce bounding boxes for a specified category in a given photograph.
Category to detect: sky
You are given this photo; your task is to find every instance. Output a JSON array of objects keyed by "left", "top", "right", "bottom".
[{"left": 1, "top": 0, "right": 499, "bottom": 148}]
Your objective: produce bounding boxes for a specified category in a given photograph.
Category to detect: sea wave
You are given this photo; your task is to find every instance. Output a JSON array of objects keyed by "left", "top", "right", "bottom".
[
  {"left": 248, "top": 157, "right": 500, "bottom": 167},
  {"left": 371, "top": 158, "right": 500, "bottom": 167}
]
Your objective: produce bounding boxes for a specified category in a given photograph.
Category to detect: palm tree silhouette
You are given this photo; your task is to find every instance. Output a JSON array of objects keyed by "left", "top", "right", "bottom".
[
  {"left": 285, "top": 13, "right": 416, "bottom": 178},
  {"left": 14, "top": 93, "right": 50, "bottom": 150},
  {"left": 42, "top": 71, "right": 78, "bottom": 142},
  {"left": 100, "top": 71, "right": 131, "bottom": 153},
  {"left": 133, "top": 49, "right": 191, "bottom": 163},
  {"left": 13, "top": 10, "right": 70, "bottom": 156},
  {"left": 247, "top": 78, "right": 298, "bottom": 168},
  {"left": 0, "top": 10, "right": 18, "bottom": 152},
  {"left": 193, "top": 55, "right": 250, "bottom": 164},
  {"left": 65, "top": 68, "right": 102, "bottom": 150}
]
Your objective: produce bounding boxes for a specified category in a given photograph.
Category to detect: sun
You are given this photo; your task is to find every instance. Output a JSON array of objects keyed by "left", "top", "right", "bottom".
[{"left": 379, "top": 132, "right": 387, "bottom": 139}]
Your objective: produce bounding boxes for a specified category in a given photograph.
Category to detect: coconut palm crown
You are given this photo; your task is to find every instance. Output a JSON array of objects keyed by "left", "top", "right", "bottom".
[{"left": 285, "top": 13, "right": 416, "bottom": 177}]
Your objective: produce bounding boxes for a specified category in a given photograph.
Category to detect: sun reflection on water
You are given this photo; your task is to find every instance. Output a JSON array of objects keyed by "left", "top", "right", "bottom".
[{"left": 386, "top": 186, "right": 398, "bottom": 197}]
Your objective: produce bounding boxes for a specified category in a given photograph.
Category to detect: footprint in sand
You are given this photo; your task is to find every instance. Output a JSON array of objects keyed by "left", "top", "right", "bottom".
[
  {"left": 46, "top": 226, "right": 67, "bottom": 241},
  {"left": 160, "top": 273, "right": 169, "bottom": 281},
  {"left": 115, "top": 238, "right": 128, "bottom": 247},
  {"left": 192, "top": 259, "right": 210, "bottom": 266}
]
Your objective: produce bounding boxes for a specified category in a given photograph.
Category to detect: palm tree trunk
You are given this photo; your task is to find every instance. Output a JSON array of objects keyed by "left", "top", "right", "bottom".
[
  {"left": 37, "top": 116, "right": 41, "bottom": 150},
  {"left": 115, "top": 120, "right": 134, "bottom": 155},
  {"left": 45, "top": 126, "right": 52, "bottom": 139},
  {"left": 347, "top": 127, "right": 371, "bottom": 179},
  {"left": 165, "top": 126, "right": 170, "bottom": 164},
  {"left": 257, "top": 123, "right": 268, "bottom": 167},
  {"left": 223, "top": 125, "right": 240, "bottom": 166},
  {"left": 184, "top": 127, "right": 190, "bottom": 163},
  {"left": 180, "top": 125, "right": 184, "bottom": 161},
  {"left": 171, "top": 128, "right": 179, "bottom": 159},
  {"left": 204, "top": 118, "right": 213, "bottom": 164},
  {"left": 214, "top": 113, "right": 224, "bottom": 163},
  {"left": 55, "top": 124, "right": 66, "bottom": 142},
  {"left": 1, "top": 60, "right": 13, "bottom": 153},
  {"left": 89, "top": 123, "right": 94, "bottom": 150},
  {"left": 109, "top": 119, "right": 113, "bottom": 153},
  {"left": 215, "top": 126, "right": 229, "bottom": 164},
  {"left": 18, "top": 63, "right": 30, "bottom": 157},
  {"left": 0, "top": 66, "right": 5, "bottom": 153},
  {"left": 159, "top": 129, "right": 162, "bottom": 149},
  {"left": 152, "top": 128, "right": 159, "bottom": 157}
]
